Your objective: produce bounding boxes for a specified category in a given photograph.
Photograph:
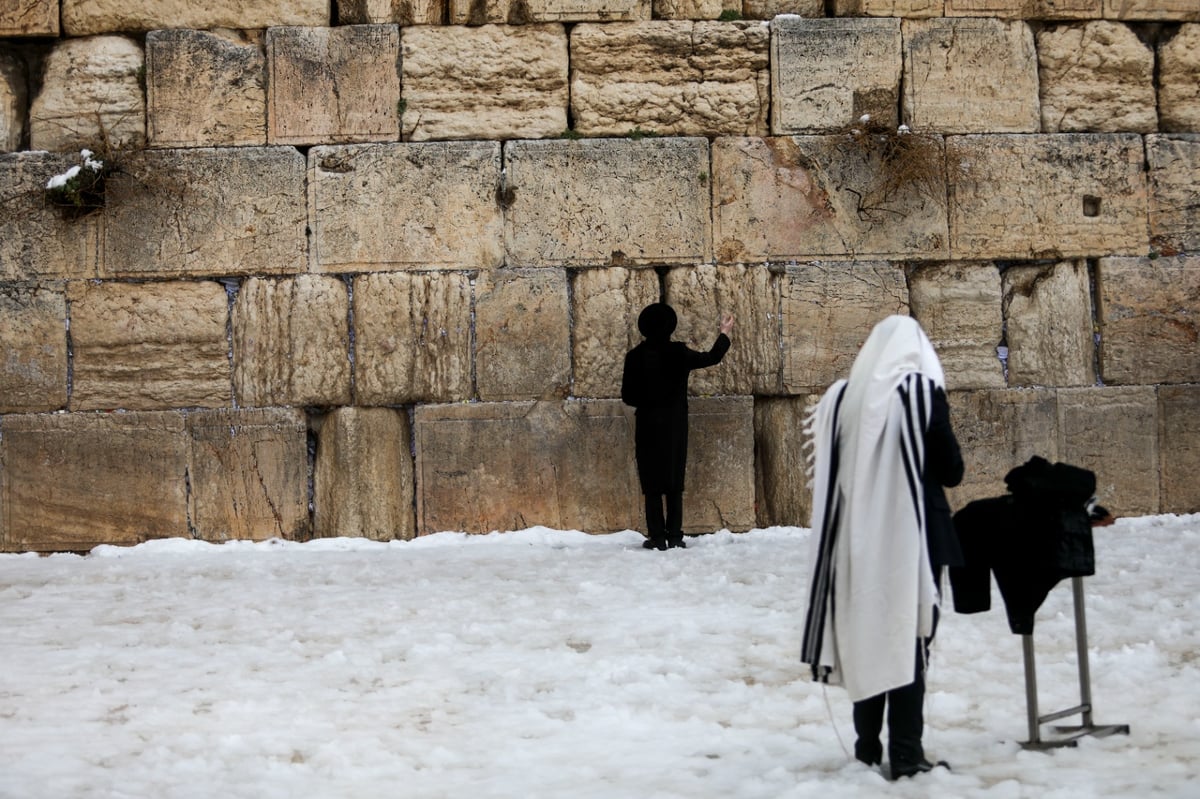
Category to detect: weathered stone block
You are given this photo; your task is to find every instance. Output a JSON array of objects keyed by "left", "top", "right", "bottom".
[
  {"left": 413, "top": 397, "right": 753, "bottom": 535},
  {"left": 308, "top": 142, "right": 503, "bottom": 272},
  {"left": 353, "top": 271, "right": 473, "bottom": 405},
  {"left": 447, "top": 0, "right": 650, "bottom": 24},
  {"left": 713, "top": 137, "right": 948, "bottom": 264},
  {"left": 0, "top": 282, "right": 67, "bottom": 412},
  {"left": 0, "top": 0, "right": 59, "bottom": 35},
  {"left": 781, "top": 262, "right": 910, "bottom": 392},
  {"left": 1002, "top": 260, "right": 1096, "bottom": 387},
  {"left": 831, "top": 0, "right": 943, "bottom": 15},
  {"left": 0, "top": 411, "right": 189, "bottom": 552},
  {"left": 233, "top": 275, "right": 352, "bottom": 408},
  {"left": 267, "top": 25, "right": 399, "bottom": 146},
  {"left": 186, "top": 408, "right": 309, "bottom": 542},
  {"left": 1038, "top": 21, "right": 1156, "bottom": 133},
  {"left": 0, "top": 152, "right": 101, "bottom": 281},
  {"left": 570, "top": 22, "right": 770, "bottom": 138},
  {"left": 742, "top": 0, "right": 822, "bottom": 18},
  {"left": 908, "top": 262, "right": 1005, "bottom": 390},
  {"left": 68, "top": 280, "right": 232, "bottom": 411},
  {"left": 1159, "top": 25, "right": 1200, "bottom": 132},
  {"left": 1057, "top": 386, "right": 1158, "bottom": 516},
  {"left": 947, "top": 134, "right": 1148, "bottom": 260},
  {"left": 504, "top": 138, "right": 711, "bottom": 267},
  {"left": 570, "top": 266, "right": 661, "bottom": 399},
  {"left": 1147, "top": 134, "right": 1200, "bottom": 257},
  {"left": 771, "top": 16, "right": 902, "bottom": 135},
  {"left": 339, "top": 0, "right": 443, "bottom": 23},
  {"left": 754, "top": 394, "right": 817, "bottom": 527},
  {"left": 946, "top": 388, "right": 1058, "bottom": 508},
  {"left": 1159, "top": 386, "right": 1200, "bottom": 514},
  {"left": 1104, "top": 0, "right": 1200, "bottom": 22},
  {"left": 1, "top": 50, "right": 26, "bottom": 152},
  {"left": 944, "top": 0, "right": 1101, "bottom": 17},
  {"left": 61, "top": 0, "right": 331, "bottom": 35},
  {"left": 652, "top": 0, "right": 729, "bottom": 18},
  {"left": 1097, "top": 255, "right": 1200, "bottom": 385},
  {"left": 475, "top": 268, "right": 571, "bottom": 401},
  {"left": 402, "top": 25, "right": 567, "bottom": 142},
  {"left": 903, "top": 18, "right": 1039, "bottom": 134},
  {"left": 30, "top": 36, "right": 145, "bottom": 152},
  {"left": 103, "top": 147, "right": 307, "bottom": 278},
  {"left": 314, "top": 407, "right": 416, "bottom": 541},
  {"left": 664, "top": 264, "right": 782, "bottom": 396},
  {"left": 146, "top": 29, "right": 266, "bottom": 148}
]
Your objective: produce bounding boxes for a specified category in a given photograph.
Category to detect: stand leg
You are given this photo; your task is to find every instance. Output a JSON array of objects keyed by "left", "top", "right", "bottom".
[
  {"left": 1072, "top": 576, "right": 1095, "bottom": 727},
  {"left": 1022, "top": 634, "right": 1040, "bottom": 745}
]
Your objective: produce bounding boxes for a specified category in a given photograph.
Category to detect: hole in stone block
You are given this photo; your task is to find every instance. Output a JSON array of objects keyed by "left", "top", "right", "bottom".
[{"left": 1083, "top": 196, "right": 1101, "bottom": 217}]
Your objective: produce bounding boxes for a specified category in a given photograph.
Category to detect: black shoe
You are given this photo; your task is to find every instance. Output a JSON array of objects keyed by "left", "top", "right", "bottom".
[
  {"left": 854, "top": 740, "right": 882, "bottom": 767},
  {"left": 889, "top": 759, "right": 950, "bottom": 780},
  {"left": 642, "top": 538, "right": 667, "bottom": 551},
  {"left": 668, "top": 538, "right": 687, "bottom": 549}
]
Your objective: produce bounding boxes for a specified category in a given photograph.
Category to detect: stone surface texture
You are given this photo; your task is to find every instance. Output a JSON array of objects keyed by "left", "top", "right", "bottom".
[
  {"left": 753, "top": 395, "right": 817, "bottom": 527},
  {"left": 1002, "top": 260, "right": 1097, "bottom": 387},
  {"left": 907, "top": 262, "right": 1005, "bottom": 390},
  {"left": 0, "top": 0, "right": 59, "bottom": 35},
  {"left": 0, "top": 282, "right": 67, "bottom": 412},
  {"left": 146, "top": 29, "right": 267, "bottom": 148},
  {"left": 902, "top": 18, "right": 1039, "bottom": 134},
  {"left": 447, "top": 0, "right": 651, "bottom": 22},
  {"left": 1158, "top": 386, "right": 1200, "bottom": 514},
  {"left": 743, "top": 0, "right": 822, "bottom": 17},
  {"left": 1, "top": 50, "right": 25, "bottom": 152},
  {"left": 1037, "top": 21, "right": 1157, "bottom": 133},
  {"left": 67, "top": 280, "right": 231, "bottom": 411},
  {"left": 339, "top": 0, "right": 444, "bottom": 23},
  {"left": 474, "top": 268, "right": 572, "bottom": 401},
  {"left": 0, "top": 152, "right": 101, "bottom": 281},
  {"left": 402, "top": 25, "right": 568, "bottom": 142},
  {"left": 570, "top": 22, "right": 770, "bottom": 137},
  {"left": 1097, "top": 255, "right": 1200, "bottom": 385},
  {"left": 308, "top": 142, "right": 503, "bottom": 272},
  {"left": 771, "top": 16, "right": 902, "bottom": 134},
  {"left": 569, "top": 266, "right": 662, "bottom": 399},
  {"left": 61, "top": 0, "right": 330, "bottom": 35},
  {"left": 1159, "top": 24, "right": 1200, "bottom": 132},
  {"left": 1147, "top": 134, "right": 1200, "bottom": 257},
  {"left": 944, "top": 0, "right": 1101, "bottom": 17},
  {"left": 30, "top": 36, "right": 145, "bottom": 152},
  {"left": 1105, "top": 0, "right": 1200, "bottom": 22},
  {"left": 1057, "top": 386, "right": 1158, "bottom": 516},
  {"left": 831, "top": 0, "right": 943, "bottom": 15}
]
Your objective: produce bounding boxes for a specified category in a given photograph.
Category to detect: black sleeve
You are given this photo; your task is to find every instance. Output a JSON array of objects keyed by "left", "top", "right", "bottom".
[
  {"left": 683, "top": 333, "right": 731, "bottom": 371},
  {"left": 621, "top": 350, "right": 641, "bottom": 407},
  {"left": 925, "top": 387, "right": 964, "bottom": 489}
]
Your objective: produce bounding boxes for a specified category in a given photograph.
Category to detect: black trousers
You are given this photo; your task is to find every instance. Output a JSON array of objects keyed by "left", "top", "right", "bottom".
[{"left": 644, "top": 492, "right": 683, "bottom": 544}]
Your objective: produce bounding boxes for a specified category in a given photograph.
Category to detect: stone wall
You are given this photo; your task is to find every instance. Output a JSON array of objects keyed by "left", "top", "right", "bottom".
[{"left": 2, "top": 0, "right": 1198, "bottom": 550}]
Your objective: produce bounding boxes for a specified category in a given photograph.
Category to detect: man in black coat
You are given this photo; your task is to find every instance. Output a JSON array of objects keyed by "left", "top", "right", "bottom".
[{"left": 621, "top": 303, "right": 734, "bottom": 550}]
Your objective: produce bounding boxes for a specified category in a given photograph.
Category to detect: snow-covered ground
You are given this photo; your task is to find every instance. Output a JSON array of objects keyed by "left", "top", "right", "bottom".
[{"left": 1, "top": 515, "right": 1197, "bottom": 799}]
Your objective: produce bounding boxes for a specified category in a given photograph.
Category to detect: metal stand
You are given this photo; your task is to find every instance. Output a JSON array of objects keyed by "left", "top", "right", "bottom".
[{"left": 1020, "top": 576, "right": 1130, "bottom": 750}]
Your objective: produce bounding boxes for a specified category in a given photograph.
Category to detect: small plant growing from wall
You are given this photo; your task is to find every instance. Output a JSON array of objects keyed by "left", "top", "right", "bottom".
[
  {"left": 837, "top": 114, "right": 946, "bottom": 212},
  {"left": 44, "top": 148, "right": 112, "bottom": 219}
]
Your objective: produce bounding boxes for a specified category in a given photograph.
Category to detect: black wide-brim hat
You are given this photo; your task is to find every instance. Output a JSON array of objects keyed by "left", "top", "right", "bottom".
[{"left": 638, "top": 303, "right": 677, "bottom": 339}]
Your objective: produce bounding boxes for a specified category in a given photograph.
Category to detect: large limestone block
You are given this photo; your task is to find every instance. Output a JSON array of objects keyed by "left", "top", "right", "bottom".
[
  {"left": 570, "top": 22, "right": 770, "bottom": 138},
  {"left": 314, "top": 407, "right": 416, "bottom": 541},
  {"left": 339, "top": 0, "right": 443, "bottom": 23},
  {"left": 61, "top": 0, "right": 331, "bottom": 35},
  {"left": 781, "top": 261, "right": 910, "bottom": 392},
  {"left": 0, "top": 152, "right": 101, "bottom": 281},
  {"left": 831, "top": 0, "right": 943, "bottom": 15},
  {"left": 308, "top": 142, "right": 504, "bottom": 271},
  {"left": 713, "top": 137, "right": 949, "bottom": 264},
  {"left": 504, "top": 138, "right": 711, "bottom": 267},
  {"left": 652, "top": 0, "right": 728, "bottom": 19},
  {"left": 233, "top": 275, "right": 352, "bottom": 408},
  {"left": 1104, "top": 0, "right": 1200, "bottom": 22},
  {"left": 267, "top": 25, "right": 400, "bottom": 146},
  {"left": 146, "top": 29, "right": 267, "bottom": 148},
  {"left": 908, "top": 262, "right": 1005, "bottom": 390},
  {"left": 944, "top": 0, "right": 1101, "bottom": 18},
  {"left": 753, "top": 394, "right": 817, "bottom": 528},
  {"left": 1159, "top": 386, "right": 1200, "bottom": 514},
  {"left": 663, "top": 263, "right": 783, "bottom": 396},
  {"left": 1057, "top": 386, "right": 1158, "bottom": 516},
  {"left": 68, "top": 280, "right": 232, "bottom": 411},
  {"left": 475, "top": 268, "right": 571, "bottom": 401},
  {"left": 186, "top": 408, "right": 309, "bottom": 542},
  {"left": 0, "top": 411, "right": 189, "bottom": 552},
  {"left": 1, "top": 50, "right": 26, "bottom": 152},
  {"left": 902, "top": 18, "right": 1039, "bottom": 134},
  {"left": 0, "top": 0, "right": 59, "bottom": 35},
  {"left": 947, "top": 134, "right": 1148, "bottom": 260},
  {"left": 354, "top": 271, "right": 473, "bottom": 405},
  {"left": 1147, "top": 135, "right": 1200, "bottom": 256},
  {"left": 946, "top": 388, "right": 1058, "bottom": 508},
  {"left": 1037, "top": 21, "right": 1156, "bottom": 133},
  {"left": 30, "top": 36, "right": 145, "bottom": 152},
  {"left": 413, "top": 397, "right": 754, "bottom": 535},
  {"left": 0, "top": 282, "right": 67, "bottom": 412},
  {"left": 771, "top": 16, "right": 901, "bottom": 135},
  {"left": 447, "top": 0, "right": 650, "bottom": 24},
  {"left": 1097, "top": 255, "right": 1200, "bottom": 385},
  {"left": 402, "top": 25, "right": 567, "bottom": 142},
  {"left": 1159, "top": 25, "right": 1200, "bottom": 132},
  {"left": 570, "top": 266, "right": 661, "bottom": 399},
  {"left": 743, "top": 0, "right": 822, "bottom": 18},
  {"left": 103, "top": 147, "right": 307, "bottom": 278},
  {"left": 1002, "top": 260, "right": 1096, "bottom": 387}
]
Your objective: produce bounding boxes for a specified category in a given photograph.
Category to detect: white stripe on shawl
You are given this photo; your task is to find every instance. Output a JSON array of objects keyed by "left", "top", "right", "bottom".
[{"left": 801, "top": 315, "right": 945, "bottom": 702}]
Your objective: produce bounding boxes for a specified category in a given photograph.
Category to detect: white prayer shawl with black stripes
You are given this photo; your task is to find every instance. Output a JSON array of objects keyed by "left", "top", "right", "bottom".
[{"left": 801, "top": 315, "right": 946, "bottom": 703}]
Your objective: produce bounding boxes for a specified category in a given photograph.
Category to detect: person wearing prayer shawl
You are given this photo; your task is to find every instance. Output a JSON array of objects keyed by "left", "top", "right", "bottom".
[{"left": 800, "top": 315, "right": 964, "bottom": 780}]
